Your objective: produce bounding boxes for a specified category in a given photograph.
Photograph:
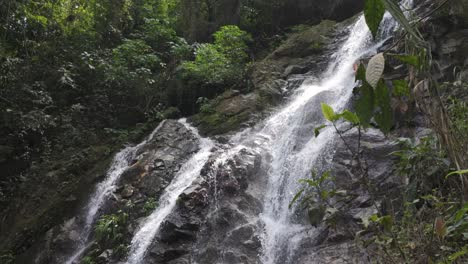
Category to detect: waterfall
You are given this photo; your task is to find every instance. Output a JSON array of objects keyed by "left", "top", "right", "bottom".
[
  {"left": 126, "top": 119, "right": 215, "bottom": 264},
  {"left": 92, "top": 2, "right": 413, "bottom": 263},
  {"left": 258, "top": 2, "right": 413, "bottom": 262},
  {"left": 64, "top": 121, "right": 167, "bottom": 264},
  {"left": 258, "top": 16, "right": 377, "bottom": 263}
]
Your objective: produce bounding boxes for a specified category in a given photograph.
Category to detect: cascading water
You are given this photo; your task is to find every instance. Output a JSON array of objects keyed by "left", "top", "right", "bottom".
[
  {"left": 258, "top": 2, "right": 413, "bottom": 262},
  {"left": 90, "top": 2, "right": 413, "bottom": 263},
  {"left": 126, "top": 119, "right": 215, "bottom": 264},
  {"left": 64, "top": 121, "right": 167, "bottom": 264}
]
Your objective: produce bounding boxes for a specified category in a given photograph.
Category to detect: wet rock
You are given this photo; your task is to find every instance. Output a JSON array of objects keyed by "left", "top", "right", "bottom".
[
  {"left": 284, "top": 65, "right": 308, "bottom": 76},
  {"left": 97, "top": 249, "right": 113, "bottom": 263},
  {"left": 121, "top": 184, "right": 134, "bottom": 198}
]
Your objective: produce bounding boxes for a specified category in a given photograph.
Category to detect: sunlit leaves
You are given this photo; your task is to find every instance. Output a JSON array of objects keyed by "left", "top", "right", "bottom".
[
  {"left": 321, "top": 103, "right": 338, "bottom": 122},
  {"left": 392, "top": 79, "right": 410, "bottom": 97},
  {"left": 340, "top": 110, "right": 360, "bottom": 125},
  {"left": 364, "top": 0, "right": 386, "bottom": 38},
  {"left": 181, "top": 25, "right": 251, "bottom": 85}
]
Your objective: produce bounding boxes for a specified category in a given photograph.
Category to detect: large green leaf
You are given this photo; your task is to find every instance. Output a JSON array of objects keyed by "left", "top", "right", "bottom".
[
  {"left": 374, "top": 80, "right": 393, "bottom": 133},
  {"left": 445, "top": 169, "right": 468, "bottom": 179},
  {"left": 364, "top": 0, "right": 386, "bottom": 38},
  {"left": 355, "top": 81, "right": 375, "bottom": 127},
  {"left": 355, "top": 64, "right": 366, "bottom": 82},
  {"left": 340, "top": 110, "right": 360, "bottom": 125},
  {"left": 321, "top": 103, "right": 338, "bottom": 122}
]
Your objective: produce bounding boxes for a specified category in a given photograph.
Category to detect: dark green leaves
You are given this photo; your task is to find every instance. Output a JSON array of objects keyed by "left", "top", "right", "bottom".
[
  {"left": 375, "top": 80, "right": 393, "bottom": 133},
  {"left": 355, "top": 82, "right": 375, "bottom": 127},
  {"left": 314, "top": 125, "right": 327, "bottom": 137},
  {"left": 364, "top": 0, "right": 386, "bottom": 38}
]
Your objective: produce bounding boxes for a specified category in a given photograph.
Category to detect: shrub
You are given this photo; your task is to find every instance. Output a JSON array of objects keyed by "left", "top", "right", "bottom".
[
  {"left": 95, "top": 211, "right": 128, "bottom": 245},
  {"left": 142, "top": 197, "right": 158, "bottom": 215},
  {"left": 181, "top": 25, "right": 252, "bottom": 86}
]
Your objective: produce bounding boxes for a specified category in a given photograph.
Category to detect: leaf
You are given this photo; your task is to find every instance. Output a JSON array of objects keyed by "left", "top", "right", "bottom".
[
  {"left": 392, "top": 54, "right": 420, "bottom": 67},
  {"left": 364, "top": 0, "right": 386, "bottom": 38},
  {"left": 314, "top": 125, "right": 327, "bottom": 137},
  {"left": 445, "top": 169, "right": 468, "bottom": 179},
  {"left": 289, "top": 189, "right": 305, "bottom": 209},
  {"left": 381, "top": 0, "right": 423, "bottom": 42},
  {"left": 321, "top": 103, "right": 338, "bottom": 122},
  {"left": 355, "top": 64, "right": 366, "bottom": 82},
  {"left": 381, "top": 215, "right": 393, "bottom": 232},
  {"left": 374, "top": 80, "right": 393, "bottom": 133},
  {"left": 366, "top": 53, "right": 385, "bottom": 88},
  {"left": 448, "top": 246, "right": 468, "bottom": 261},
  {"left": 355, "top": 81, "right": 375, "bottom": 127},
  {"left": 340, "top": 110, "right": 360, "bottom": 124},
  {"left": 392, "top": 79, "right": 410, "bottom": 97},
  {"left": 435, "top": 217, "right": 447, "bottom": 239}
]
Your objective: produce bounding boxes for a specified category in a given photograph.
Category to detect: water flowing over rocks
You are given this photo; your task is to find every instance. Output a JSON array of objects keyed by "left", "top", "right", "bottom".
[
  {"left": 7, "top": 1, "right": 467, "bottom": 263},
  {"left": 23, "top": 120, "right": 200, "bottom": 264}
]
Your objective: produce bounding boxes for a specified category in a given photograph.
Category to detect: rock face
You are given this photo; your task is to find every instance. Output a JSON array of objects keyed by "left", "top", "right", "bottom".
[
  {"left": 145, "top": 147, "right": 264, "bottom": 264},
  {"left": 20, "top": 120, "right": 200, "bottom": 264}
]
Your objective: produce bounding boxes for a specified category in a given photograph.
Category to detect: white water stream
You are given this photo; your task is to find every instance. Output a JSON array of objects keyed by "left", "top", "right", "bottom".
[
  {"left": 64, "top": 121, "right": 167, "bottom": 264},
  {"left": 126, "top": 119, "right": 215, "bottom": 264}
]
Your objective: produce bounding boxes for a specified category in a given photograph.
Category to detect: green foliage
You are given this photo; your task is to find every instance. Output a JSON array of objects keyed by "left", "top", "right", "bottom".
[
  {"left": 446, "top": 204, "right": 468, "bottom": 241},
  {"left": 320, "top": 103, "right": 360, "bottom": 126},
  {"left": 392, "top": 137, "right": 449, "bottom": 200},
  {"left": 445, "top": 88, "right": 468, "bottom": 138},
  {"left": 320, "top": 103, "right": 338, "bottom": 122},
  {"left": 290, "top": 171, "right": 347, "bottom": 226},
  {"left": 181, "top": 25, "right": 252, "bottom": 85},
  {"left": 374, "top": 80, "right": 393, "bottom": 133},
  {"left": 95, "top": 210, "right": 128, "bottom": 245},
  {"left": 392, "top": 79, "right": 410, "bottom": 97},
  {"left": 143, "top": 197, "right": 158, "bottom": 215},
  {"left": 196, "top": 97, "right": 215, "bottom": 114},
  {"left": 364, "top": 0, "right": 386, "bottom": 38},
  {"left": 112, "top": 39, "right": 160, "bottom": 71},
  {"left": 391, "top": 54, "right": 420, "bottom": 68},
  {"left": 81, "top": 255, "right": 96, "bottom": 264},
  {"left": 212, "top": 25, "right": 252, "bottom": 64},
  {"left": 355, "top": 76, "right": 375, "bottom": 127},
  {"left": 182, "top": 44, "right": 233, "bottom": 84}
]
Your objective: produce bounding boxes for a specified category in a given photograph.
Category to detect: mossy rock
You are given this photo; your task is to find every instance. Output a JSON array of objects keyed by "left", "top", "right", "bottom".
[
  {"left": 271, "top": 20, "right": 337, "bottom": 58},
  {"left": 191, "top": 90, "right": 259, "bottom": 136}
]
